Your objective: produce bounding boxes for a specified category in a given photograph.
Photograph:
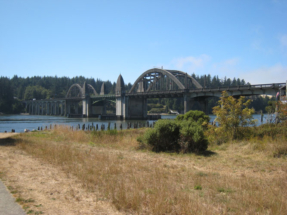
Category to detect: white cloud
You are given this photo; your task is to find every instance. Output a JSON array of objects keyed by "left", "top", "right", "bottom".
[
  {"left": 213, "top": 58, "right": 239, "bottom": 69},
  {"left": 211, "top": 58, "right": 240, "bottom": 78},
  {"left": 171, "top": 54, "right": 210, "bottom": 73},
  {"left": 239, "top": 64, "right": 287, "bottom": 84}
]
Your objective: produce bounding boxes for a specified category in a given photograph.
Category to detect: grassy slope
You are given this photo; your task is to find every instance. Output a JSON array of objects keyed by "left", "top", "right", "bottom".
[{"left": 11, "top": 126, "right": 287, "bottom": 214}]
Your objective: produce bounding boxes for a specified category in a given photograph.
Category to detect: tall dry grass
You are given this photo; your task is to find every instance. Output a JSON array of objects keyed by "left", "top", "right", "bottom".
[{"left": 15, "top": 125, "right": 287, "bottom": 214}]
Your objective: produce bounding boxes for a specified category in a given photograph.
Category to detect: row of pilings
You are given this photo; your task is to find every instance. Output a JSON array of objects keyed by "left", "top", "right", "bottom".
[
  {"left": 20, "top": 121, "right": 156, "bottom": 133},
  {"left": 70, "top": 121, "right": 156, "bottom": 131}
]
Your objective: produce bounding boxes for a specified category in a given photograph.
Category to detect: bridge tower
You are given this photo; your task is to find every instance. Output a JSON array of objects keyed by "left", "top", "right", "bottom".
[
  {"left": 100, "top": 83, "right": 105, "bottom": 95},
  {"left": 116, "top": 74, "right": 126, "bottom": 120},
  {"left": 82, "top": 82, "right": 91, "bottom": 117}
]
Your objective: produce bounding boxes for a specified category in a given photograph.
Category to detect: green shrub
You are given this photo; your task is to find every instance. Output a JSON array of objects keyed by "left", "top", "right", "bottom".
[
  {"left": 179, "top": 121, "right": 208, "bottom": 153},
  {"left": 176, "top": 110, "right": 210, "bottom": 125},
  {"left": 143, "top": 120, "right": 181, "bottom": 152},
  {"left": 140, "top": 111, "right": 210, "bottom": 153}
]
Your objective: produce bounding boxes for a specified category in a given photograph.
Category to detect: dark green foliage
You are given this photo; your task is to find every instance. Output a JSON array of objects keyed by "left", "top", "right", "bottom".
[
  {"left": 143, "top": 120, "right": 181, "bottom": 152},
  {"left": 176, "top": 110, "right": 210, "bottom": 126},
  {"left": 24, "top": 85, "right": 52, "bottom": 100},
  {"left": 251, "top": 96, "right": 275, "bottom": 113},
  {"left": 0, "top": 75, "right": 134, "bottom": 114},
  {"left": 0, "top": 77, "right": 25, "bottom": 113},
  {"left": 12, "top": 99, "right": 25, "bottom": 113},
  {"left": 265, "top": 100, "right": 277, "bottom": 114},
  {"left": 141, "top": 110, "right": 209, "bottom": 153},
  {"left": 179, "top": 121, "right": 208, "bottom": 153},
  {"left": 0, "top": 77, "right": 13, "bottom": 113},
  {"left": 148, "top": 103, "right": 164, "bottom": 109},
  {"left": 148, "top": 108, "right": 166, "bottom": 113}
]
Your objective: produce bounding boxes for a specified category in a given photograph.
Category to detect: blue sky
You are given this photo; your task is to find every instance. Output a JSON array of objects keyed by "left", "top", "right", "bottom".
[{"left": 0, "top": 0, "right": 286, "bottom": 85}]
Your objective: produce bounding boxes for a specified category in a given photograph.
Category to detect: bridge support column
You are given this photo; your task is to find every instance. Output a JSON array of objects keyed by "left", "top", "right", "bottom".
[
  {"left": 82, "top": 97, "right": 91, "bottom": 117},
  {"left": 55, "top": 102, "right": 59, "bottom": 115},
  {"left": 61, "top": 102, "right": 64, "bottom": 116},
  {"left": 184, "top": 94, "right": 190, "bottom": 114},
  {"left": 51, "top": 103, "right": 55, "bottom": 115},
  {"left": 126, "top": 97, "right": 147, "bottom": 119},
  {"left": 66, "top": 102, "right": 71, "bottom": 116},
  {"left": 37, "top": 103, "right": 40, "bottom": 115},
  {"left": 46, "top": 102, "right": 49, "bottom": 115},
  {"left": 50, "top": 103, "right": 53, "bottom": 115},
  {"left": 75, "top": 102, "right": 79, "bottom": 114},
  {"left": 116, "top": 96, "right": 126, "bottom": 120},
  {"left": 41, "top": 103, "right": 44, "bottom": 115},
  {"left": 54, "top": 103, "right": 57, "bottom": 115},
  {"left": 198, "top": 98, "right": 209, "bottom": 115},
  {"left": 29, "top": 103, "right": 31, "bottom": 114},
  {"left": 49, "top": 102, "right": 52, "bottom": 115}
]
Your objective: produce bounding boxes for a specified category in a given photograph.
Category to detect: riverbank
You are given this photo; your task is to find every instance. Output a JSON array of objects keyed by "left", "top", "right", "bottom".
[
  {"left": 0, "top": 126, "right": 286, "bottom": 214},
  {"left": 0, "top": 113, "right": 275, "bottom": 133}
]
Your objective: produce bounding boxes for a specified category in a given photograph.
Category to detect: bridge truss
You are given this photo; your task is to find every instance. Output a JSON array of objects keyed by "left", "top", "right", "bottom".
[{"left": 129, "top": 68, "right": 202, "bottom": 93}]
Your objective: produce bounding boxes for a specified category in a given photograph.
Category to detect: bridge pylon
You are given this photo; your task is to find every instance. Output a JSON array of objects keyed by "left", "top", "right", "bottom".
[{"left": 115, "top": 74, "right": 126, "bottom": 120}]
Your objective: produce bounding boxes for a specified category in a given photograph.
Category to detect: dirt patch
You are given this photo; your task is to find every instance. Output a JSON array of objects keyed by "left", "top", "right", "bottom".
[{"left": 0, "top": 145, "right": 123, "bottom": 215}]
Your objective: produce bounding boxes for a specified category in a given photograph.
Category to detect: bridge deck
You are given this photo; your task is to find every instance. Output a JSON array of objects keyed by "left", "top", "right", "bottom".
[{"left": 126, "top": 83, "right": 285, "bottom": 97}]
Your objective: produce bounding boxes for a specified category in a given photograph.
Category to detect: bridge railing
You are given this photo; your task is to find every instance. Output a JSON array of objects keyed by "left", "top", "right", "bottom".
[
  {"left": 188, "top": 83, "right": 285, "bottom": 92},
  {"left": 125, "top": 83, "right": 285, "bottom": 96},
  {"left": 90, "top": 94, "right": 116, "bottom": 99},
  {"left": 126, "top": 89, "right": 185, "bottom": 96}
]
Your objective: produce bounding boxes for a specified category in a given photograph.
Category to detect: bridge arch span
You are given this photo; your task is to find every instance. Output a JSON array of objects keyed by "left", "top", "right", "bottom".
[
  {"left": 166, "top": 70, "right": 202, "bottom": 89},
  {"left": 66, "top": 84, "right": 84, "bottom": 98},
  {"left": 87, "top": 84, "right": 98, "bottom": 95},
  {"left": 129, "top": 68, "right": 185, "bottom": 93},
  {"left": 129, "top": 68, "right": 203, "bottom": 93}
]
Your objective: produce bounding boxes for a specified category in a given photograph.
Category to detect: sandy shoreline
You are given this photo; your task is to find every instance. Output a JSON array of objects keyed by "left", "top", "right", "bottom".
[{"left": 0, "top": 133, "right": 19, "bottom": 139}]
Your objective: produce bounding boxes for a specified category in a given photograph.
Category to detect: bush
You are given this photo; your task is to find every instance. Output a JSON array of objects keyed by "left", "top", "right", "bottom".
[
  {"left": 253, "top": 122, "right": 287, "bottom": 140},
  {"left": 176, "top": 110, "right": 210, "bottom": 124},
  {"left": 143, "top": 120, "right": 181, "bottom": 152},
  {"left": 179, "top": 121, "right": 208, "bottom": 153},
  {"left": 140, "top": 110, "right": 210, "bottom": 153}
]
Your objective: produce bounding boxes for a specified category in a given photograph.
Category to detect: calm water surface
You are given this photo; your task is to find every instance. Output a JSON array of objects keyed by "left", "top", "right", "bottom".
[{"left": 0, "top": 114, "right": 273, "bottom": 133}]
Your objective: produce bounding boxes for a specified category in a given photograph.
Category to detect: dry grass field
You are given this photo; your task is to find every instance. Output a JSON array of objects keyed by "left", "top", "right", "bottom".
[{"left": 0, "top": 126, "right": 287, "bottom": 214}]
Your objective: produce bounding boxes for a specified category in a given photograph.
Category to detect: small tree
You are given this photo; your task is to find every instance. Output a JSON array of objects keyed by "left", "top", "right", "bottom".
[{"left": 213, "top": 91, "right": 256, "bottom": 140}]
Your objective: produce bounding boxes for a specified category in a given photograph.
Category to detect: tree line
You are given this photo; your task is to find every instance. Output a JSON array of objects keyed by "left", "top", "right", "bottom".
[{"left": 0, "top": 74, "right": 274, "bottom": 114}]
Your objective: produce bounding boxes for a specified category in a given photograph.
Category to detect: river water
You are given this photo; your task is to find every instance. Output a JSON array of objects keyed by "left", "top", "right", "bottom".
[{"left": 0, "top": 114, "right": 274, "bottom": 133}]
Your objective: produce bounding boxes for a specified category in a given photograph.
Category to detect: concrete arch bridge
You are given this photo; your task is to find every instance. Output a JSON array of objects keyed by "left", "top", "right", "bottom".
[{"left": 25, "top": 68, "right": 286, "bottom": 119}]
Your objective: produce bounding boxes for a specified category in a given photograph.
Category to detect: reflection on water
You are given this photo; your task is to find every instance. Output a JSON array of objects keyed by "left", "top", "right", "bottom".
[{"left": 0, "top": 114, "right": 274, "bottom": 133}]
